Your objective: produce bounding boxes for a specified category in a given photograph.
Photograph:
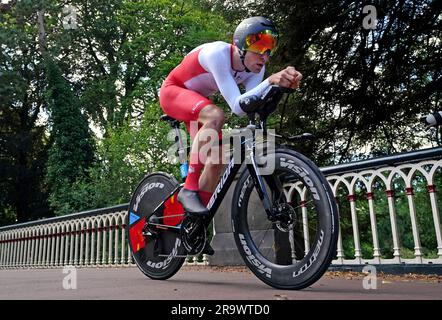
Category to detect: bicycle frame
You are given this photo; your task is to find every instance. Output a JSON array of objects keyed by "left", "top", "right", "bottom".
[
  {"left": 150, "top": 85, "right": 296, "bottom": 230},
  {"left": 150, "top": 116, "right": 282, "bottom": 230},
  {"left": 130, "top": 85, "right": 339, "bottom": 289}
]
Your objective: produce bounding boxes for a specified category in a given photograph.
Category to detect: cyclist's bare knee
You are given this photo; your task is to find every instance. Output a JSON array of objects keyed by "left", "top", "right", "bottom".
[{"left": 198, "top": 104, "right": 225, "bottom": 131}]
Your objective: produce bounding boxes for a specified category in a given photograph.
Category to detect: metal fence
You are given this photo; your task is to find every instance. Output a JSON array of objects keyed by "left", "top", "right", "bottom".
[
  {"left": 1, "top": 147, "right": 442, "bottom": 269},
  {"left": 322, "top": 147, "right": 442, "bottom": 265}
]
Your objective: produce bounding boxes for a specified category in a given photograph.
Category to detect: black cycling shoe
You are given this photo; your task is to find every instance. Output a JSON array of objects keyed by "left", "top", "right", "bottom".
[
  {"left": 178, "top": 188, "right": 210, "bottom": 217},
  {"left": 202, "top": 243, "right": 215, "bottom": 256}
]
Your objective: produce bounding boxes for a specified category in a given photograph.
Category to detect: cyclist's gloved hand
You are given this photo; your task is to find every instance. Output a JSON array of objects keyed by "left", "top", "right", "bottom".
[{"left": 268, "top": 66, "right": 302, "bottom": 89}]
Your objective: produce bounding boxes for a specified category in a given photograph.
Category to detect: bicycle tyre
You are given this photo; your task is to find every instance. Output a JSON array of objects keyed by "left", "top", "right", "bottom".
[
  {"left": 127, "top": 172, "right": 186, "bottom": 280},
  {"left": 231, "top": 148, "right": 339, "bottom": 290}
]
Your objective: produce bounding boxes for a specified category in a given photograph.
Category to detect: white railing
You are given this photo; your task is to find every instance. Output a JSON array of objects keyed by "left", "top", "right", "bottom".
[
  {"left": 0, "top": 206, "right": 128, "bottom": 269},
  {"left": 1, "top": 147, "right": 442, "bottom": 269},
  {"left": 324, "top": 161, "right": 442, "bottom": 265},
  {"left": 322, "top": 148, "right": 442, "bottom": 265},
  {"left": 0, "top": 206, "right": 206, "bottom": 269}
]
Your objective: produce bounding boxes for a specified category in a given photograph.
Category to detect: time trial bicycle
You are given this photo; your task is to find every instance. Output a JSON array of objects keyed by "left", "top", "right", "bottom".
[{"left": 126, "top": 85, "right": 339, "bottom": 290}]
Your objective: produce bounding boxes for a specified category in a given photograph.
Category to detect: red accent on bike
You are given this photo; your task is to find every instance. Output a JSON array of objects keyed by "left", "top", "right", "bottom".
[
  {"left": 199, "top": 190, "right": 213, "bottom": 207},
  {"left": 129, "top": 217, "right": 146, "bottom": 252},
  {"left": 163, "top": 194, "right": 184, "bottom": 226}
]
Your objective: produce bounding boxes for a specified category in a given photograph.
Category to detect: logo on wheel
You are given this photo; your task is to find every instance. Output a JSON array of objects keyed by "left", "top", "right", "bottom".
[
  {"left": 133, "top": 182, "right": 165, "bottom": 211},
  {"left": 146, "top": 238, "right": 181, "bottom": 269},
  {"left": 292, "top": 230, "right": 324, "bottom": 278},
  {"left": 239, "top": 234, "right": 272, "bottom": 278},
  {"left": 280, "top": 158, "right": 320, "bottom": 200}
]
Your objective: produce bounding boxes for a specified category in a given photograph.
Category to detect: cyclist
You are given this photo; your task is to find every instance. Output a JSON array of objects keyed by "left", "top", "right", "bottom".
[{"left": 159, "top": 16, "right": 302, "bottom": 247}]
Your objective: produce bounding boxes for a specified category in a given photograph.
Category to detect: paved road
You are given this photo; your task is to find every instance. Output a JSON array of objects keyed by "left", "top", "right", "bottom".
[{"left": 0, "top": 266, "right": 441, "bottom": 300}]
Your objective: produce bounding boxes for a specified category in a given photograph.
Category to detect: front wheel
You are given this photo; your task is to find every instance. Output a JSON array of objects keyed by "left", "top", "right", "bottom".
[{"left": 231, "top": 149, "right": 339, "bottom": 290}]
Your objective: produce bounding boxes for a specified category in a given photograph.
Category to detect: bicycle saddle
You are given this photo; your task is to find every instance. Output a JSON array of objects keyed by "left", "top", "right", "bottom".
[{"left": 160, "top": 114, "right": 181, "bottom": 128}]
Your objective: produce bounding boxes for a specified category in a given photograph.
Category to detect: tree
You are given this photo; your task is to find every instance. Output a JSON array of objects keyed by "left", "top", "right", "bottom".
[
  {"left": 56, "top": 0, "right": 229, "bottom": 133},
  {"left": 212, "top": 0, "right": 441, "bottom": 165},
  {"left": 1, "top": 0, "right": 231, "bottom": 221},
  {"left": 65, "top": 0, "right": 231, "bottom": 209},
  {"left": 44, "top": 59, "right": 96, "bottom": 215},
  {"left": 0, "top": 1, "right": 52, "bottom": 224},
  {"left": 72, "top": 104, "right": 181, "bottom": 209}
]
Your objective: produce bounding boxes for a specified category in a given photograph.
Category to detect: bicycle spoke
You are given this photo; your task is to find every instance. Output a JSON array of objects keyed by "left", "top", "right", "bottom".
[{"left": 255, "top": 221, "right": 277, "bottom": 260}]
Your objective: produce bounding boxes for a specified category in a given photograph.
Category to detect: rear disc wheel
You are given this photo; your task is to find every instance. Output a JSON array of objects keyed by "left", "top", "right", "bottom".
[{"left": 127, "top": 172, "right": 186, "bottom": 280}]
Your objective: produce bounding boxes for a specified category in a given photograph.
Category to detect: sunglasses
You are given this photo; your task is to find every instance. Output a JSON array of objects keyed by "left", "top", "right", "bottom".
[{"left": 244, "top": 30, "right": 279, "bottom": 56}]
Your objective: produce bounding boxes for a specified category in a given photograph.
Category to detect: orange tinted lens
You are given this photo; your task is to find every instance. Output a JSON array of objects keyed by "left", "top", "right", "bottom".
[{"left": 245, "top": 33, "right": 277, "bottom": 54}]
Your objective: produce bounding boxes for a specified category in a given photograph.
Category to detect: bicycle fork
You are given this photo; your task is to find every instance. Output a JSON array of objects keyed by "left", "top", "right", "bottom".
[{"left": 244, "top": 135, "right": 283, "bottom": 222}]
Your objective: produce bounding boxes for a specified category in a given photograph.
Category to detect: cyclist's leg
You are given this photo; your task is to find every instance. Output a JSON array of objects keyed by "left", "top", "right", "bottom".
[
  {"left": 186, "top": 106, "right": 224, "bottom": 255},
  {"left": 180, "top": 105, "right": 224, "bottom": 213},
  {"left": 159, "top": 83, "right": 222, "bottom": 213},
  {"left": 191, "top": 105, "right": 225, "bottom": 195},
  {"left": 159, "top": 83, "right": 213, "bottom": 125},
  {"left": 199, "top": 136, "right": 224, "bottom": 197}
]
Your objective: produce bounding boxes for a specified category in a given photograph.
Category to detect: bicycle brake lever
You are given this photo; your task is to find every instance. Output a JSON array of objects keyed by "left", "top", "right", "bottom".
[
  {"left": 287, "top": 133, "right": 316, "bottom": 141},
  {"left": 269, "top": 132, "right": 315, "bottom": 143}
]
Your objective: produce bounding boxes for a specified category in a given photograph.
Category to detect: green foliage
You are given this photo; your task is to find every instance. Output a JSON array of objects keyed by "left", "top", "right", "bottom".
[
  {"left": 0, "top": 1, "right": 53, "bottom": 224},
  {"left": 1, "top": 0, "right": 229, "bottom": 222},
  {"left": 55, "top": 0, "right": 230, "bottom": 210},
  {"left": 44, "top": 59, "right": 96, "bottom": 216},
  {"left": 70, "top": 104, "right": 181, "bottom": 210},
  {"left": 60, "top": 0, "right": 229, "bottom": 132},
  {"left": 218, "top": 0, "right": 441, "bottom": 164},
  {"left": 0, "top": 206, "right": 16, "bottom": 227}
]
